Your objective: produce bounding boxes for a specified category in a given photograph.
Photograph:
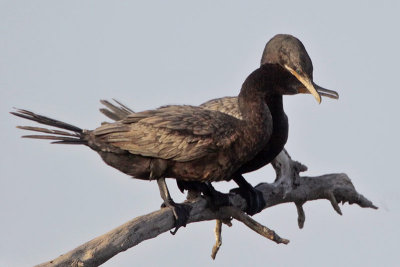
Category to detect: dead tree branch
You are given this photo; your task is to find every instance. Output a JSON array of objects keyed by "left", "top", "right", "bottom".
[
  {"left": 211, "top": 220, "right": 223, "bottom": 260},
  {"left": 35, "top": 149, "right": 377, "bottom": 267}
]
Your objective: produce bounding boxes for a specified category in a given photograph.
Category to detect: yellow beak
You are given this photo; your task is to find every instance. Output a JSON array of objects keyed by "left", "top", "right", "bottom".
[{"left": 284, "top": 65, "right": 322, "bottom": 104}]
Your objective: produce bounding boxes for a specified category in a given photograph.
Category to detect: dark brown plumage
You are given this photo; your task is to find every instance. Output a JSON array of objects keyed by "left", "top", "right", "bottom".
[
  {"left": 99, "top": 34, "right": 339, "bottom": 215},
  {"left": 203, "top": 35, "right": 339, "bottom": 174},
  {"left": 12, "top": 62, "right": 315, "bottom": 232}
]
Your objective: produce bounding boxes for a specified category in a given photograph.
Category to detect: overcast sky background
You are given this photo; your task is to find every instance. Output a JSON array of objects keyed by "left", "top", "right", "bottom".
[{"left": 1, "top": 1, "right": 399, "bottom": 266}]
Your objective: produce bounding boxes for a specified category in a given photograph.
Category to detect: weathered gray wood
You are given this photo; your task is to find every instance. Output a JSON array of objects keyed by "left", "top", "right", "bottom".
[{"left": 35, "top": 150, "right": 377, "bottom": 267}]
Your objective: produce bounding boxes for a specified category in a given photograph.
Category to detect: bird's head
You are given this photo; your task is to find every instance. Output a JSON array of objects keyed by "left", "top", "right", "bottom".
[{"left": 261, "top": 34, "right": 339, "bottom": 103}]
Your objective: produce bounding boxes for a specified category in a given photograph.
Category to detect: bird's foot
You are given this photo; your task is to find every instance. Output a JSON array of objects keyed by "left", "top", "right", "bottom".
[
  {"left": 161, "top": 201, "right": 192, "bottom": 235},
  {"left": 205, "top": 190, "right": 231, "bottom": 211},
  {"left": 230, "top": 186, "right": 265, "bottom": 215},
  {"left": 176, "top": 181, "right": 230, "bottom": 211}
]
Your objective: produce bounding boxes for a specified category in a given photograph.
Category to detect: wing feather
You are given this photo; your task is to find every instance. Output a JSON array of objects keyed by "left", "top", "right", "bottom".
[
  {"left": 200, "top": 96, "right": 242, "bottom": 119},
  {"left": 92, "top": 105, "right": 239, "bottom": 162}
]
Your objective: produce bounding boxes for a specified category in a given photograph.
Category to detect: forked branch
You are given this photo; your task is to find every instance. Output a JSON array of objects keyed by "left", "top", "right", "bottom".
[{"left": 35, "top": 150, "right": 377, "bottom": 267}]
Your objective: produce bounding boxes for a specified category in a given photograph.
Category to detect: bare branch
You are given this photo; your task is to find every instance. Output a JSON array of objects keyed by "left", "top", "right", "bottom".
[
  {"left": 227, "top": 207, "right": 290, "bottom": 244},
  {"left": 211, "top": 220, "right": 223, "bottom": 260},
  {"left": 295, "top": 202, "right": 306, "bottom": 229},
  {"left": 328, "top": 191, "right": 343, "bottom": 215},
  {"left": 35, "top": 150, "right": 377, "bottom": 267}
]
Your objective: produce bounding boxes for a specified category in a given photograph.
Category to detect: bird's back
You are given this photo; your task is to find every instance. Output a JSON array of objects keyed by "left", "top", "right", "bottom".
[{"left": 91, "top": 105, "right": 242, "bottom": 162}]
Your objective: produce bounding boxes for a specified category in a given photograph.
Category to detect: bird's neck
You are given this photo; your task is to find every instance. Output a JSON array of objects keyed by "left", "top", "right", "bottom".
[
  {"left": 265, "top": 94, "right": 289, "bottom": 157},
  {"left": 236, "top": 84, "right": 274, "bottom": 161},
  {"left": 234, "top": 64, "right": 288, "bottom": 161},
  {"left": 266, "top": 94, "right": 285, "bottom": 122},
  {"left": 237, "top": 64, "right": 284, "bottom": 125},
  {"left": 237, "top": 88, "right": 272, "bottom": 127}
]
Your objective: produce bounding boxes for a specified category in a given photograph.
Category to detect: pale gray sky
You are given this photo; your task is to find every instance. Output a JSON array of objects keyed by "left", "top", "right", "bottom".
[{"left": 1, "top": 1, "right": 399, "bottom": 266}]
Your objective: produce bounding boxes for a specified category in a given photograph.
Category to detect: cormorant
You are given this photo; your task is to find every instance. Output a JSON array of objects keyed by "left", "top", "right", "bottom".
[
  {"left": 100, "top": 34, "right": 339, "bottom": 215},
  {"left": 11, "top": 60, "right": 321, "bottom": 233}
]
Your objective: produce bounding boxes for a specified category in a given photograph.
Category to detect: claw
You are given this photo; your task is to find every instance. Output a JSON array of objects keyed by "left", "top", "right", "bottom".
[
  {"left": 161, "top": 201, "right": 192, "bottom": 235},
  {"left": 157, "top": 177, "right": 192, "bottom": 234}
]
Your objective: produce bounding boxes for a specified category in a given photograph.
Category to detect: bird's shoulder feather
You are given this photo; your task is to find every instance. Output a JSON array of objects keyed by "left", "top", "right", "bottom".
[{"left": 200, "top": 96, "right": 242, "bottom": 119}]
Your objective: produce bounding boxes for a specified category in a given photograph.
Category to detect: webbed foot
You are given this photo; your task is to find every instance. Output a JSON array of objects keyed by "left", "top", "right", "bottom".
[
  {"left": 231, "top": 174, "right": 265, "bottom": 215},
  {"left": 157, "top": 177, "right": 192, "bottom": 234},
  {"left": 230, "top": 186, "right": 265, "bottom": 215},
  {"left": 161, "top": 200, "right": 192, "bottom": 235}
]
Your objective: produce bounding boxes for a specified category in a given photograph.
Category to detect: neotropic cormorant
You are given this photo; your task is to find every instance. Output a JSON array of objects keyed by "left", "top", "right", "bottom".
[
  {"left": 99, "top": 34, "right": 339, "bottom": 215},
  {"left": 11, "top": 60, "right": 321, "bottom": 233}
]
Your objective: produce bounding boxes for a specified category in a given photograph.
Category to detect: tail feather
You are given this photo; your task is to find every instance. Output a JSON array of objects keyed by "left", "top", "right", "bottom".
[
  {"left": 21, "top": 134, "right": 82, "bottom": 143},
  {"left": 52, "top": 140, "right": 87, "bottom": 145},
  {"left": 17, "top": 126, "right": 79, "bottom": 137},
  {"left": 11, "top": 108, "right": 86, "bottom": 145},
  {"left": 11, "top": 109, "right": 83, "bottom": 133},
  {"left": 100, "top": 99, "right": 134, "bottom": 121}
]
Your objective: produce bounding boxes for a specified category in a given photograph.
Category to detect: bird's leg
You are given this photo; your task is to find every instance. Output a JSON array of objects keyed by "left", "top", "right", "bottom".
[
  {"left": 157, "top": 177, "right": 192, "bottom": 235},
  {"left": 202, "top": 182, "right": 231, "bottom": 210},
  {"left": 176, "top": 181, "right": 230, "bottom": 210},
  {"left": 230, "top": 174, "right": 265, "bottom": 215}
]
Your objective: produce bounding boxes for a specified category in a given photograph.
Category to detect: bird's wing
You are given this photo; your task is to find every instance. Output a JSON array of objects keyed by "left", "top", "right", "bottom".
[
  {"left": 200, "top": 96, "right": 242, "bottom": 119},
  {"left": 92, "top": 105, "right": 240, "bottom": 162}
]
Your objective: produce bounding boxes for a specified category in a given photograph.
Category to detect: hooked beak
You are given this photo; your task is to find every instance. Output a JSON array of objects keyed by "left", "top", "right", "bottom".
[
  {"left": 284, "top": 65, "right": 322, "bottom": 104},
  {"left": 296, "top": 81, "right": 339, "bottom": 100},
  {"left": 312, "top": 83, "right": 339, "bottom": 99}
]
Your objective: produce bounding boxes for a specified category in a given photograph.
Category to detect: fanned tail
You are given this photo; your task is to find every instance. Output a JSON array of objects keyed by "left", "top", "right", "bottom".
[
  {"left": 11, "top": 108, "right": 87, "bottom": 145},
  {"left": 99, "top": 99, "right": 134, "bottom": 121}
]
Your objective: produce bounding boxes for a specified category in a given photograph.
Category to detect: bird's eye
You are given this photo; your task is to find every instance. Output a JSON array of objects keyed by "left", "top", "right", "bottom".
[{"left": 296, "top": 69, "right": 302, "bottom": 75}]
